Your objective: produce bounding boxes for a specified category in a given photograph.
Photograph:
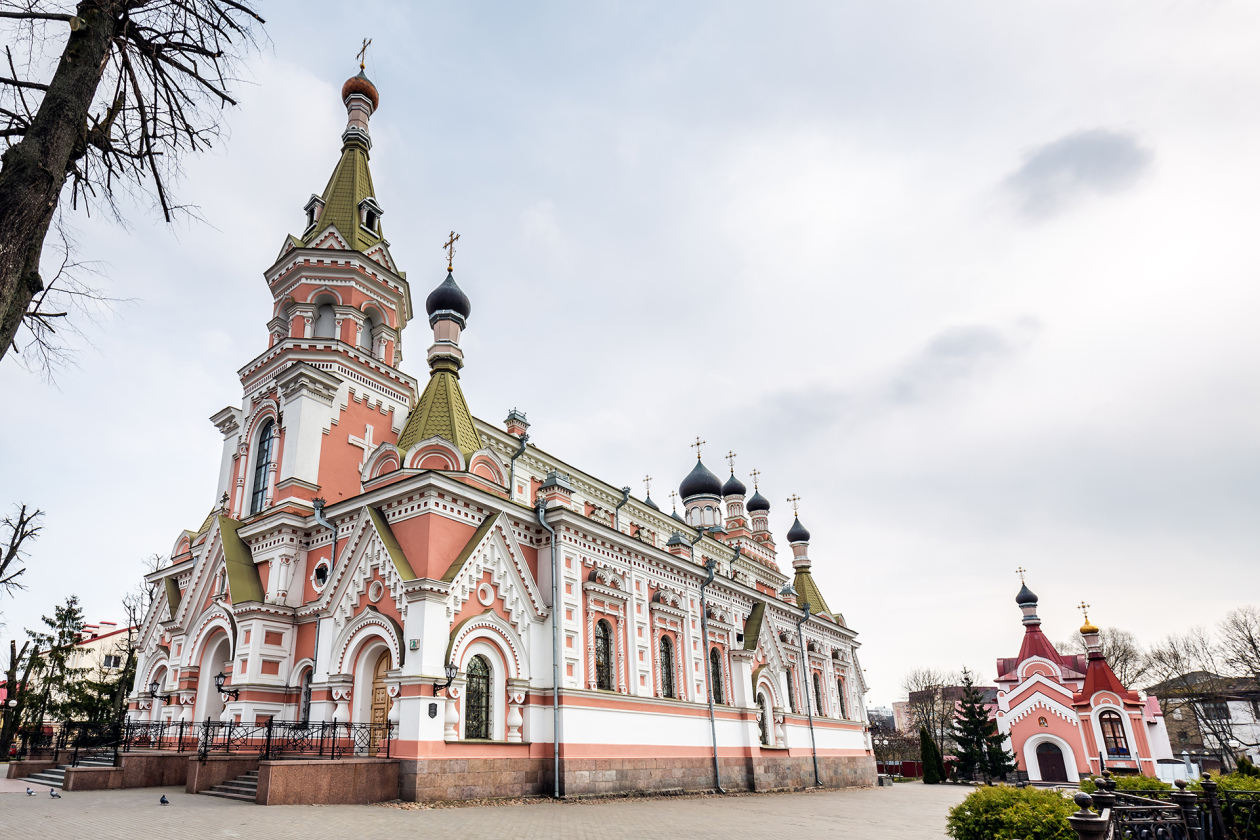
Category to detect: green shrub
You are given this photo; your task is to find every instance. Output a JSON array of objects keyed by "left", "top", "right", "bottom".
[
  {"left": 1079, "top": 774, "right": 1171, "bottom": 793},
  {"left": 1236, "top": 756, "right": 1259, "bottom": 778},
  {"left": 946, "top": 785, "right": 1078, "bottom": 840},
  {"left": 1195, "top": 772, "right": 1260, "bottom": 792}
]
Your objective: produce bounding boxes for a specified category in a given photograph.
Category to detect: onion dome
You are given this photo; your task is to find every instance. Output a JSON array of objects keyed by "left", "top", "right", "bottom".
[
  {"left": 722, "top": 471, "right": 747, "bottom": 497},
  {"left": 644, "top": 495, "right": 660, "bottom": 511},
  {"left": 746, "top": 489, "right": 770, "bottom": 513},
  {"left": 680, "top": 459, "right": 722, "bottom": 499},
  {"left": 1080, "top": 618, "right": 1099, "bottom": 634},
  {"left": 671, "top": 509, "right": 685, "bottom": 524},
  {"left": 786, "top": 514, "right": 810, "bottom": 543},
  {"left": 1015, "top": 583, "right": 1038, "bottom": 606},
  {"left": 426, "top": 271, "right": 472, "bottom": 323},
  {"left": 342, "top": 70, "right": 380, "bottom": 111}
]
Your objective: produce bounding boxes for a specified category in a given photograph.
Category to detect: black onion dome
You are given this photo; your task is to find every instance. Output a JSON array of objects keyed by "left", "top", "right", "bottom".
[
  {"left": 1016, "top": 583, "right": 1038, "bottom": 606},
  {"left": 722, "top": 471, "right": 747, "bottom": 497},
  {"left": 786, "top": 514, "right": 810, "bottom": 543},
  {"left": 679, "top": 459, "right": 722, "bottom": 499},
  {"left": 644, "top": 495, "right": 660, "bottom": 511},
  {"left": 671, "top": 509, "right": 686, "bottom": 523},
  {"left": 746, "top": 489, "right": 770, "bottom": 513},
  {"left": 426, "top": 271, "right": 472, "bottom": 320}
]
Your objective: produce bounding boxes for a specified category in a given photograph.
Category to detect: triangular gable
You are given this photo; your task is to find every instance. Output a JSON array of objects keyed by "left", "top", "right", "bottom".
[
  {"left": 309, "top": 225, "right": 351, "bottom": 251},
  {"left": 362, "top": 241, "right": 396, "bottom": 272},
  {"left": 442, "top": 511, "right": 547, "bottom": 636},
  {"left": 747, "top": 602, "right": 788, "bottom": 676},
  {"left": 368, "top": 507, "right": 416, "bottom": 581}
]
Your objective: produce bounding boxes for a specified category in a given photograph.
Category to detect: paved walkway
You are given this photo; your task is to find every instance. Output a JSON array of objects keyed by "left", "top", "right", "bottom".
[{"left": 0, "top": 782, "right": 968, "bottom": 839}]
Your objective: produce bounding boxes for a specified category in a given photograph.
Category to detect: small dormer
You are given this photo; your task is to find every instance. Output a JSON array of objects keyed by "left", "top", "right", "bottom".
[
  {"left": 304, "top": 194, "right": 325, "bottom": 233},
  {"left": 358, "top": 196, "right": 383, "bottom": 235}
]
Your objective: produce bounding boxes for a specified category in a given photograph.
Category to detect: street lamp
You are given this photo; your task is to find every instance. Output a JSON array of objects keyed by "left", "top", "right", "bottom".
[
  {"left": 214, "top": 671, "right": 240, "bottom": 701},
  {"left": 433, "top": 662, "right": 459, "bottom": 696}
]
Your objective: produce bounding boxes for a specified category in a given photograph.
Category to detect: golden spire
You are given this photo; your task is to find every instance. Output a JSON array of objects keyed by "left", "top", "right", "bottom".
[{"left": 1078, "top": 601, "right": 1099, "bottom": 634}]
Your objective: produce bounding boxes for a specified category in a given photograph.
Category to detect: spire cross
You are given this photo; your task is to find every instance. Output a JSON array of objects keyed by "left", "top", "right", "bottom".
[
  {"left": 787, "top": 494, "right": 801, "bottom": 514},
  {"left": 725, "top": 450, "right": 737, "bottom": 471},
  {"left": 668, "top": 490, "right": 679, "bottom": 511},
  {"left": 1015, "top": 566, "right": 1026, "bottom": 582},
  {"left": 443, "top": 231, "right": 460, "bottom": 272},
  {"left": 1078, "top": 601, "right": 1091, "bottom": 622},
  {"left": 357, "top": 38, "right": 372, "bottom": 71},
  {"left": 643, "top": 474, "right": 652, "bottom": 498},
  {"left": 749, "top": 468, "right": 760, "bottom": 489}
]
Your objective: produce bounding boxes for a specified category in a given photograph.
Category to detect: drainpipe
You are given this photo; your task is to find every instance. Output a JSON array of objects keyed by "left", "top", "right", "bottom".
[
  {"left": 536, "top": 498, "right": 562, "bottom": 799},
  {"left": 613, "top": 486, "right": 631, "bottom": 531},
  {"left": 311, "top": 498, "right": 339, "bottom": 676},
  {"left": 508, "top": 434, "right": 529, "bottom": 501},
  {"left": 795, "top": 603, "right": 822, "bottom": 787},
  {"left": 692, "top": 528, "right": 726, "bottom": 794}
]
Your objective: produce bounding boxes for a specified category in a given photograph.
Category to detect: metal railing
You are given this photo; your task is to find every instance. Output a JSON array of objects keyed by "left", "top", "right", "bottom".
[
  {"left": 195, "top": 718, "right": 394, "bottom": 761},
  {"left": 1064, "top": 773, "right": 1260, "bottom": 840}
]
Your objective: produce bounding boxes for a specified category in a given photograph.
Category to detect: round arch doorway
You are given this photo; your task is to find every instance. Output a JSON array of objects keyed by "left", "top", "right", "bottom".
[
  {"left": 368, "top": 650, "right": 390, "bottom": 755},
  {"left": 1036, "top": 741, "right": 1069, "bottom": 783}
]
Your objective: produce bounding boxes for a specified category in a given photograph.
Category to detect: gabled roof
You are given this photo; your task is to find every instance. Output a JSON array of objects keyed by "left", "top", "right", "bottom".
[{"left": 367, "top": 507, "right": 416, "bottom": 581}]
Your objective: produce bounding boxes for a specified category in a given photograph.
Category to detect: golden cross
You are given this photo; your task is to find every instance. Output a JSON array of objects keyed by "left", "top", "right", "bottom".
[
  {"left": 643, "top": 474, "right": 652, "bottom": 498},
  {"left": 668, "top": 490, "right": 679, "bottom": 511},
  {"left": 787, "top": 494, "right": 801, "bottom": 514},
  {"left": 725, "top": 450, "right": 737, "bottom": 471},
  {"left": 443, "top": 231, "right": 460, "bottom": 271},
  {"left": 357, "top": 38, "right": 372, "bottom": 71},
  {"left": 1016, "top": 566, "right": 1026, "bottom": 582},
  {"left": 749, "top": 468, "right": 760, "bottom": 489},
  {"left": 691, "top": 437, "right": 705, "bottom": 459},
  {"left": 1078, "top": 601, "right": 1091, "bottom": 622}
]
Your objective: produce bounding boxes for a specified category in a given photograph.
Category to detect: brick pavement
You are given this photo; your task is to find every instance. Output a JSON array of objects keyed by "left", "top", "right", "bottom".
[{"left": 0, "top": 781, "right": 969, "bottom": 840}]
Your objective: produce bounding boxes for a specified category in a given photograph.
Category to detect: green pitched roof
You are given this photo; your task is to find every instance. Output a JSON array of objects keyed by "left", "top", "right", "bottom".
[
  {"left": 368, "top": 506, "right": 416, "bottom": 581},
  {"left": 743, "top": 602, "right": 765, "bottom": 651},
  {"left": 439, "top": 515, "right": 498, "bottom": 584},
  {"left": 397, "top": 365, "right": 483, "bottom": 460},
  {"left": 302, "top": 136, "right": 383, "bottom": 252},
  {"left": 793, "top": 569, "right": 832, "bottom": 621},
  {"left": 218, "top": 517, "right": 265, "bottom": 605},
  {"left": 164, "top": 578, "right": 182, "bottom": 621}
]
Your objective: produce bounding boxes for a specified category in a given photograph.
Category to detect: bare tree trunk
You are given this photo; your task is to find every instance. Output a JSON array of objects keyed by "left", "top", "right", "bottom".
[{"left": 0, "top": 2, "right": 121, "bottom": 359}]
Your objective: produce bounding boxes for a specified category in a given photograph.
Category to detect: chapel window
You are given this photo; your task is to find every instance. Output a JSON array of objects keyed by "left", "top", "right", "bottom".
[
  {"left": 813, "top": 672, "right": 825, "bottom": 716},
  {"left": 313, "top": 302, "right": 336, "bottom": 339},
  {"left": 595, "top": 619, "right": 613, "bottom": 691},
  {"left": 465, "top": 655, "right": 491, "bottom": 739},
  {"left": 757, "top": 692, "right": 770, "bottom": 745},
  {"left": 709, "top": 647, "right": 724, "bottom": 705},
  {"left": 836, "top": 677, "right": 848, "bottom": 719},
  {"left": 1099, "top": 710, "right": 1130, "bottom": 757},
  {"left": 299, "top": 669, "right": 313, "bottom": 724},
  {"left": 659, "top": 635, "right": 676, "bottom": 699},
  {"left": 249, "top": 420, "right": 275, "bottom": 516},
  {"left": 786, "top": 667, "right": 797, "bottom": 713}
]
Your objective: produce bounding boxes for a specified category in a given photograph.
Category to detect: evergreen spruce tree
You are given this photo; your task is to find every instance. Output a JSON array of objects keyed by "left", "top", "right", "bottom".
[
  {"left": 921, "top": 726, "right": 943, "bottom": 784},
  {"left": 26, "top": 595, "right": 89, "bottom": 724},
  {"left": 951, "top": 667, "right": 1017, "bottom": 781}
]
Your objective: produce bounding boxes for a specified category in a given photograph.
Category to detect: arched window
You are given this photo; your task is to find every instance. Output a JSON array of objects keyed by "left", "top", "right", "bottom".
[
  {"left": 709, "top": 647, "right": 724, "bottom": 705},
  {"left": 1099, "top": 710, "right": 1130, "bottom": 757},
  {"left": 465, "top": 655, "right": 491, "bottom": 739},
  {"left": 360, "top": 311, "right": 378, "bottom": 355},
  {"left": 757, "top": 692, "right": 770, "bottom": 745},
  {"left": 659, "top": 635, "right": 676, "bottom": 699},
  {"left": 313, "top": 303, "right": 336, "bottom": 339},
  {"left": 594, "top": 620, "right": 613, "bottom": 691},
  {"left": 786, "top": 666, "right": 797, "bottom": 713},
  {"left": 299, "top": 669, "right": 313, "bottom": 724},
  {"left": 812, "top": 672, "right": 825, "bottom": 716},
  {"left": 249, "top": 420, "right": 275, "bottom": 515},
  {"left": 836, "top": 677, "right": 848, "bottom": 719}
]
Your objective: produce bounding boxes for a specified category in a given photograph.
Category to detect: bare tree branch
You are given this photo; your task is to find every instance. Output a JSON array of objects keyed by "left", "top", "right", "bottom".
[{"left": 0, "top": 502, "right": 42, "bottom": 595}]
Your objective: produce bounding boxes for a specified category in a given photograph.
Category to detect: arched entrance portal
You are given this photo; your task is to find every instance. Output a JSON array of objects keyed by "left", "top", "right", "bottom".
[
  {"left": 196, "top": 633, "right": 231, "bottom": 723},
  {"left": 369, "top": 651, "right": 389, "bottom": 754},
  {"left": 1036, "top": 742, "right": 1069, "bottom": 783}
]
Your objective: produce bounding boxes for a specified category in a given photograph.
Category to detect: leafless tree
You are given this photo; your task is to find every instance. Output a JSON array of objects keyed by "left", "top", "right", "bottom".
[
  {"left": 1146, "top": 626, "right": 1242, "bottom": 769},
  {"left": 902, "top": 667, "right": 959, "bottom": 753},
  {"left": 0, "top": 0, "right": 265, "bottom": 364},
  {"left": 1219, "top": 606, "right": 1260, "bottom": 690},
  {"left": 0, "top": 502, "right": 42, "bottom": 595},
  {"left": 0, "top": 638, "right": 38, "bottom": 757},
  {"left": 1059, "top": 626, "right": 1151, "bottom": 689},
  {"left": 111, "top": 554, "right": 160, "bottom": 719}
]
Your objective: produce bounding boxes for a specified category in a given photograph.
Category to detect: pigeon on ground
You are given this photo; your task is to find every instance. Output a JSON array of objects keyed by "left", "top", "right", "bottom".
[
  {"left": 49, "top": 788, "right": 61, "bottom": 798},
  {"left": 160, "top": 794, "right": 169, "bottom": 805},
  {"left": 26, "top": 787, "right": 35, "bottom": 795}
]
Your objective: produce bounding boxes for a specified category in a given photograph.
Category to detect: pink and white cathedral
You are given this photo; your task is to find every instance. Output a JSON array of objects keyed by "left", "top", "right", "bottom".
[
  {"left": 125, "top": 69, "right": 875, "bottom": 801},
  {"left": 994, "top": 582, "right": 1174, "bottom": 783}
]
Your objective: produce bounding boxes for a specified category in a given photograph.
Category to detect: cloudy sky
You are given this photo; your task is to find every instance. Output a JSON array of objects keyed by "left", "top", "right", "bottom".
[{"left": 3, "top": 1, "right": 1259, "bottom": 707}]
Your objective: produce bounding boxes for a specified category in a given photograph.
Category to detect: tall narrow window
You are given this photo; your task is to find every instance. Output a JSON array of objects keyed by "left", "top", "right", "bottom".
[
  {"left": 812, "top": 672, "right": 825, "bottom": 716},
  {"left": 594, "top": 620, "right": 613, "bottom": 691},
  {"left": 836, "top": 677, "right": 848, "bottom": 719},
  {"left": 786, "top": 667, "right": 797, "bottom": 713},
  {"left": 313, "top": 303, "right": 336, "bottom": 339},
  {"left": 659, "top": 635, "right": 676, "bottom": 699},
  {"left": 709, "top": 647, "right": 724, "bottom": 705},
  {"left": 250, "top": 420, "right": 275, "bottom": 515},
  {"left": 465, "top": 655, "right": 491, "bottom": 739},
  {"left": 757, "top": 692, "right": 770, "bottom": 745},
  {"left": 299, "top": 670, "right": 313, "bottom": 724},
  {"left": 1099, "top": 710, "right": 1130, "bottom": 757}
]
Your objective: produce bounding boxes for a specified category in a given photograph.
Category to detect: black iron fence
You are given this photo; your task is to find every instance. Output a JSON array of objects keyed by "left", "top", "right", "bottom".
[
  {"left": 1064, "top": 773, "right": 1260, "bottom": 840},
  {"left": 13, "top": 718, "right": 394, "bottom": 764}
]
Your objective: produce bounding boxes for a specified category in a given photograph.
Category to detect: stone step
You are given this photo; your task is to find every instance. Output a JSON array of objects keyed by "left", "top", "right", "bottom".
[
  {"left": 21, "top": 772, "right": 65, "bottom": 788},
  {"left": 202, "top": 789, "right": 256, "bottom": 802},
  {"left": 214, "top": 780, "right": 258, "bottom": 794}
]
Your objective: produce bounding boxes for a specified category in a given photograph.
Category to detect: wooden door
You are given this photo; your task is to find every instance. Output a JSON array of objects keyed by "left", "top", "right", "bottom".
[
  {"left": 1036, "top": 742, "right": 1069, "bottom": 783},
  {"left": 369, "top": 651, "right": 389, "bottom": 754}
]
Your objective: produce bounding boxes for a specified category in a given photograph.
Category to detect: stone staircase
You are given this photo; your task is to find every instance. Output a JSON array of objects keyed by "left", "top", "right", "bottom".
[
  {"left": 20, "top": 754, "right": 116, "bottom": 789},
  {"left": 202, "top": 770, "right": 259, "bottom": 803}
]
